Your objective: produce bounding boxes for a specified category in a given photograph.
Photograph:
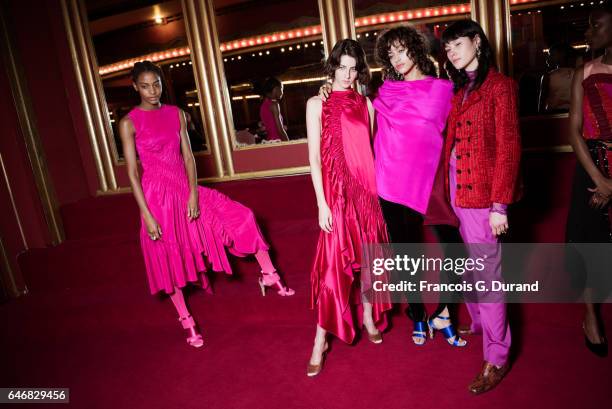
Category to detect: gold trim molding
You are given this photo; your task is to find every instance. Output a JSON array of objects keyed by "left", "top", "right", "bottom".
[
  {"left": 61, "top": 0, "right": 118, "bottom": 192},
  {"left": 96, "top": 165, "right": 311, "bottom": 195},
  {"left": 183, "top": 0, "right": 232, "bottom": 177},
  {"left": 0, "top": 154, "right": 27, "bottom": 248},
  {"left": 0, "top": 3, "right": 64, "bottom": 245},
  {"left": 319, "top": 0, "right": 355, "bottom": 55},
  {"left": 234, "top": 138, "right": 308, "bottom": 151},
  {"left": 471, "top": 0, "right": 511, "bottom": 74},
  {"left": 0, "top": 235, "right": 28, "bottom": 298}
]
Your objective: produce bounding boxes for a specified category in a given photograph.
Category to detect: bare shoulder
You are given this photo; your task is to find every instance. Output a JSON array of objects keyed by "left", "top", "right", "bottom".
[
  {"left": 308, "top": 95, "right": 322, "bottom": 105},
  {"left": 119, "top": 114, "right": 134, "bottom": 132},
  {"left": 307, "top": 96, "right": 322, "bottom": 111}
]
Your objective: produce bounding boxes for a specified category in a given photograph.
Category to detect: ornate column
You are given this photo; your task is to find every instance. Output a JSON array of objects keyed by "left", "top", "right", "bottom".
[
  {"left": 318, "top": 0, "right": 356, "bottom": 56},
  {"left": 182, "top": 0, "right": 233, "bottom": 177},
  {"left": 471, "top": 0, "right": 512, "bottom": 75},
  {"left": 61, "top": 0, "right": 118, "bottom": 191}
]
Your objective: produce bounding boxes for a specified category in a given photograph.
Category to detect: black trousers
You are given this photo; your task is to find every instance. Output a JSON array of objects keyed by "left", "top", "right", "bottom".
[{"left": 379, "top": 197, "right": 464, "bottom": 322}]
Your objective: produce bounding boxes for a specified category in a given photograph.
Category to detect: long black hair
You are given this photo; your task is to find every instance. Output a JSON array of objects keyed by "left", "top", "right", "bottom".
[
  {"left": 375, "top": 26, "right": 437, "bottom": 80},
  {"left": 324, "top": 39, "right": 371, "bottom": 84},
  {"left": 441, "top": 20, "right": 494, "bottom": 92}
]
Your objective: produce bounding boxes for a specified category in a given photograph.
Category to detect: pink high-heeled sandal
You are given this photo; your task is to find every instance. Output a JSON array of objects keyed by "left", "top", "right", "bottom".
[
  {"left": 178, "top": 315, "right": 204, "bottom": 348},
  {"left": 258, "top": 270, "right": 295, "bottom": 296}
]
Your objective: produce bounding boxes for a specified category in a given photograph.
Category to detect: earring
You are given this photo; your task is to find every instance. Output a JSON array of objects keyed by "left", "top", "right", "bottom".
[{"left": 476, "top": 46, "right": 481, "bottom": 59}]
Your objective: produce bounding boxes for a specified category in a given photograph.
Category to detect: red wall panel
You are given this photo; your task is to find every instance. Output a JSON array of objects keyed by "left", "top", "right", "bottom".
[{"left": 7, "top": 1, "right": 91, "bottom": 205}]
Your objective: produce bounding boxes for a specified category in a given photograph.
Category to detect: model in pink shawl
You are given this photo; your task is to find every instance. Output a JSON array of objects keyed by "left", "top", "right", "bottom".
[
  {"left": 374, "top": 26, "right": 466, "bottom": 348},
  {"left": 306, "top": 40, "right": 391, "bottom": 377}
]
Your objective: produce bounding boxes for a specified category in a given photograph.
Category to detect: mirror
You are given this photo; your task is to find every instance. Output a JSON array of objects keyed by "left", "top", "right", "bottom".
[
  {"left": 510, "top": 0, "right": 601, "bottom": 116},
  {"left": 214, "top": 0, "right": 324, "bottom": 149},
  {"left": 86, "top": 0, "right": 209, "bottom": 160}
]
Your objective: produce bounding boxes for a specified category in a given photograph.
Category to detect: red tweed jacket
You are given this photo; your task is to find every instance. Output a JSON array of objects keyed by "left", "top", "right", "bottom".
[{"left": 444, "top": 69, "right": 522, "bottom": 208}]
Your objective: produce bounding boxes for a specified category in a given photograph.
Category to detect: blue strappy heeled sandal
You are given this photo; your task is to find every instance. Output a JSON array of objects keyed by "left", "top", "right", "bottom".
[
  {"left": 428, "top": 315, "right": 467, "bottom": 347},
  {"left": 412, "top": 321, "right": 427, "bottom": 346}
]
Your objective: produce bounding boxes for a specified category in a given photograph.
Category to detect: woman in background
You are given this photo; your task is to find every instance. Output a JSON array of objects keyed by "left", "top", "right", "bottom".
[
  {"left": 566, "top": 4, "right": 612, "bottom": 358},
  {"left": 259, "top": 77, "right": 289, "bottom": 141}
]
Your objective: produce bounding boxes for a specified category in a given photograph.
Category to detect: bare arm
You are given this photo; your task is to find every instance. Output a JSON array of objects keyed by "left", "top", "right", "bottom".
[
  {"left": 178, "top": 109, "right": 200, "bottom": 220},
  {"left": 119, "top": 116, "right": 161, "bottom": 239},
  {"left": 306, "top": 96, "right": 332, "bottom": 233},
  {"left": 270, "top": 102, "right": 290, "bottom": 141}
]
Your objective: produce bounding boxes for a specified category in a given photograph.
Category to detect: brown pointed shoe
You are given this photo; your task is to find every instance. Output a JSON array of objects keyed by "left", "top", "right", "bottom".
[{"left": 468, "top": 361, "right": 509, "bottom": 395}]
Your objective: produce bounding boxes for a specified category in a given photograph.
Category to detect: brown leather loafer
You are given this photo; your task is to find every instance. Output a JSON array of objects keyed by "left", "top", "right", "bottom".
[{"left": 468, "top": 361, "right": 509, "bottom": 395}]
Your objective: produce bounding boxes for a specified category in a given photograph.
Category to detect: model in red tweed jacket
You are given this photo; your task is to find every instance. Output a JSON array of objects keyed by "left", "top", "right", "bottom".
[{"left": 443, "top": 69, "right": 522, "bottom": 208}]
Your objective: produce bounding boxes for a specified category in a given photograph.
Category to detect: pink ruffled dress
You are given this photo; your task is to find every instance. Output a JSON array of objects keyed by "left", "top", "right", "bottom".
[
  {"left": 129, "top": 104, "right": 269, "bottom": 294},
  {"left": 310, "top": 90, "right": 391, "bottom": 344}
]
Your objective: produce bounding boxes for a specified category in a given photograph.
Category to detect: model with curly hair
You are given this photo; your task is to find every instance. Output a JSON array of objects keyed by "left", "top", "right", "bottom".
[
  {"left": 372, "top": 26, "right": 466, "bottom": 349},
  {"left": 375, "top": 25, "right": 437, "bottom": 80}
]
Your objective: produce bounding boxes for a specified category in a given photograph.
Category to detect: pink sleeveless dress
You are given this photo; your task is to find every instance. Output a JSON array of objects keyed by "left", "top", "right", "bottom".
[
  {"left": 259, "top": 98, "right": 284, "bottom": 141},
  {"left": 310, "top": 90, "right": 391, "bottom": 344},
  {"left": 128, "top": 104, "right": 269, "bottom": 294}
]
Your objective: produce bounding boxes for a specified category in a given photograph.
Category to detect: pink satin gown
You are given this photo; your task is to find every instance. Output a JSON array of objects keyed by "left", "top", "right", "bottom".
[
  {"left": 310, "top": 90, "right": 391, "bottom": 344},
  {"left": 128, "top": 104, "right": 269, "bottom": 294}
]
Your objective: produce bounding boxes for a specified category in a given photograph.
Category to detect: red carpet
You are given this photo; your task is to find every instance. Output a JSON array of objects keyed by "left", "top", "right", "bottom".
[{"left": 1, "top": 154, "right": 611, "bottom": 409}]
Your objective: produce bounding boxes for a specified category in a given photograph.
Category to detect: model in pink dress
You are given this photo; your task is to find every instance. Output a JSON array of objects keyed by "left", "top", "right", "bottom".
[
  {"left": 119, "top": 61, "right": 294, "bottom": 349},
  {"left": 306, "top": 40, "right": 391, "bottom": 377}
]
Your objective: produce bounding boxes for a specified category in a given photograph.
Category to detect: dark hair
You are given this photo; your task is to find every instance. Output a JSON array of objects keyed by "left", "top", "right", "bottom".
[
  {"left": 441, "top": 20, "right": 494, "bottom": 92},
  {"left": 259, "top": 77, "right": 282, "bottom": 97},
  {"left": 548, "top": 43, "right": 577, "bottom": 68},
  {"left": 375, "top": 26, "right": 437, "bottom": 80},
  {"left": 131, "top": 60, "right": 163, "bottom": 83},
  {"left": 324, "top": 39, "right": 371, "bottom": 84}
]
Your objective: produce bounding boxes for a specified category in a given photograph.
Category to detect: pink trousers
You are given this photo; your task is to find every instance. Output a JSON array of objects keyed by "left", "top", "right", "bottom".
[{"left": 449, "top": 153, "right": 511, "bottom": 366}]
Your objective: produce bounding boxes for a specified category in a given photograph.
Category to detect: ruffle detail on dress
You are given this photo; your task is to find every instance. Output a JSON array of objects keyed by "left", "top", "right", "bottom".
[
  {"left": 140, "top": 184, "right": 268, "bottom": 295},
  {"left": 141, "top": 235, "right": 212, "bottom": 295},
  {"left": 310, "top": 91, "right": 391, "bottom": 343}
]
